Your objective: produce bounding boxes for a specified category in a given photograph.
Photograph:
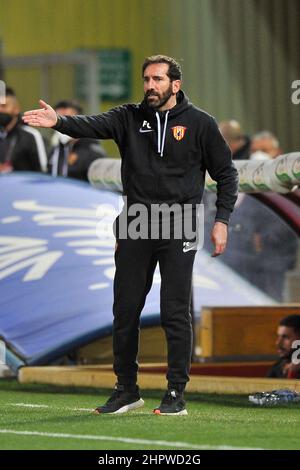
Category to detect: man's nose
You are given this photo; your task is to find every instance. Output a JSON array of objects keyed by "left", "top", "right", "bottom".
[{"left": 145, "top": 79, "right": 156, "bottom": 90}]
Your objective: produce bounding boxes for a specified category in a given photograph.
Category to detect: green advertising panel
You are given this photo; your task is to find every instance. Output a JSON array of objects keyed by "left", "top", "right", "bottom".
[{"left": 75, "top": 49, "right": 131, "bottom": 101}]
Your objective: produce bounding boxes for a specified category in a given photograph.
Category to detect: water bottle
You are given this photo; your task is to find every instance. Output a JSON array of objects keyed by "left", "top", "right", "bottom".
[{"left": 249, "top": 389, "right": 300, "bottom": 406}]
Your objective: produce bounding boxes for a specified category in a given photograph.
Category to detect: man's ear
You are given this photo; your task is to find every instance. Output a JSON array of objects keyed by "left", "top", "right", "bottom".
[{"left": 172, "top": 80, "right": 181, "bottom": 94}]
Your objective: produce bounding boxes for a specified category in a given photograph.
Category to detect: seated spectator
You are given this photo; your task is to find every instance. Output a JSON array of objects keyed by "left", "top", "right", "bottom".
[
  {"left": 0, "top": 87, "right": 47, "bottom": 173},
  {"left": 250, "top": 131, "right": 281, "bottom": 160},
  {"left": 267, "top": 315, "right": 300, "bottom": 379},
  {"left": 219, "top": 119, "right": 251, "bottom": 160},
  {"left": 48, "top": 99, "right": 107, "bottom": 181}
]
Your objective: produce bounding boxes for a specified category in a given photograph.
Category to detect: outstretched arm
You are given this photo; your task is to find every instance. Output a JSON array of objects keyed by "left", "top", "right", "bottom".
[
  {"left": 23, "top": 100, "right": 126, "bottom": 143},
  {"left": 22, "top": 100, "right": 58, "bottom": 128}
]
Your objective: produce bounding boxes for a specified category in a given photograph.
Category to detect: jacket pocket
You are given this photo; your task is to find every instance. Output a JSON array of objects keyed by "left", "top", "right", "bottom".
[{"left": 158, "top": 168, "right": 202, "bottom": 202}]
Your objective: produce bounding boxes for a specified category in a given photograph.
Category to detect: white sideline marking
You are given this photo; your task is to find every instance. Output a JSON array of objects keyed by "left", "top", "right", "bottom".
[
  {"left": 13, "top": 403, "right": 49, "bottom": 409},
  {"left": 0, "top": 429, "right": 262, "bottom": 450},
  {"left": 10, "top": 403, "right": 93, "bottom": 412},
  {"left": 73, "top": 407, "right": 95, "bottom": 412}
]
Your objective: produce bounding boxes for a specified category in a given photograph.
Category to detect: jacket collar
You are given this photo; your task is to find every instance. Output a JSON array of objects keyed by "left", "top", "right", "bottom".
[{"left": 140, "top": 90, "right": 190, "bottom": 119}]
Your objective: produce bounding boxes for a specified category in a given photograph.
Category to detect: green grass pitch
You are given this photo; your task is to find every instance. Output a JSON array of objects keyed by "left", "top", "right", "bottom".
[{"left": 0, "top": 379, "right": 300, "bottom": 450}]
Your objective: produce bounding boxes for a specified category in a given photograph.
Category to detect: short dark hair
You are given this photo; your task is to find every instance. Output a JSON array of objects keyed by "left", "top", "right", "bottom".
[
  {"left": 142, "top": 55, "right": 182, "bottom": 81},
  {"left": 5, "top": 87, "right": 16, "bottom": 97},
  {"left": 54, "top": 99, "right": 83, "bottom": 114},
  {"left": 279, "top": 315, "right": 300, "bottom": 334}
]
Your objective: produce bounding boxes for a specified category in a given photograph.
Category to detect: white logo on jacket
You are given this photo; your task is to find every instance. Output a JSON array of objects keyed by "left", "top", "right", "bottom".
[
  {"left": 183, "top": 241, "right": 198, "bottom": 253},
  {"left": 139, "top": 120, "right": 154, "bottom": 133}
]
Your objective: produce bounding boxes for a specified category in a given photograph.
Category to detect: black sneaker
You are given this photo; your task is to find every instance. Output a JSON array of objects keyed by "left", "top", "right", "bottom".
[
  {"left": 153, "top": 389, "right": 188, "bottom": 415},
  {"left": 94, "top": 384, "right": 144, "bottom": 414}
]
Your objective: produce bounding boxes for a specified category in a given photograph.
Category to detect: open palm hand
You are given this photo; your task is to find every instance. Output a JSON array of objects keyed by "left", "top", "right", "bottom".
[{"left": 22, "top": 100, "right": 58, "bottom": 128}]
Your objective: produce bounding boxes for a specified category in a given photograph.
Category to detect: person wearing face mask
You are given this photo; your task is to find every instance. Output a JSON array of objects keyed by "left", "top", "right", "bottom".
[
  {"left": 0, "top": 87, "right": 47, "bottom": 173},
  {"left": 250, "top": 131, "right": 282, "bottom": 161},
  {"left": 48, "top": 100, "right": 107, "bottom": 181}
]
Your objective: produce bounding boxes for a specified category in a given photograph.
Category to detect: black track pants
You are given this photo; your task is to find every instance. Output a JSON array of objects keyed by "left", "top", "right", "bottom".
[{"left": 112, "top": 236, "right": 196, "bottom": 387}]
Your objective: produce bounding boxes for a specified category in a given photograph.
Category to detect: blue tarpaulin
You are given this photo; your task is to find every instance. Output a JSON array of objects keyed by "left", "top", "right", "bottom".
[
  {"left": 0, "top": 173, "right": 160, "bottom": 365},
  {"left": 0, "top": 173, "right": 273, "bottom": 367}
]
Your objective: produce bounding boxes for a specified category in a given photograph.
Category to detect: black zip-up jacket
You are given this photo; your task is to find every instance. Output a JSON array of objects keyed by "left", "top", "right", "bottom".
[{"left": 54, "top": 90, "right": 238, "bottom": 223}]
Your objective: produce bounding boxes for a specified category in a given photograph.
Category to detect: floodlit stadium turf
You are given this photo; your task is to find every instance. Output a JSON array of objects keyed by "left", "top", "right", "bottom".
[{"left": 0, "top": 379, "right": 300, "bottom": 450}]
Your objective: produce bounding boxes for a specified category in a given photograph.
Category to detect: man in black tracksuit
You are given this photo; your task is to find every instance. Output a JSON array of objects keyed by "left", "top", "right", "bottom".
[{"left": 23, "top": 55, "right": 239, "bottom": 415}]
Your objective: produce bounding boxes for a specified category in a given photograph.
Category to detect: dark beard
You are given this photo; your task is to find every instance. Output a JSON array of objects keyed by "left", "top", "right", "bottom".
[{"left": 145, "top": 85, "right": 174, "bottom": 109}]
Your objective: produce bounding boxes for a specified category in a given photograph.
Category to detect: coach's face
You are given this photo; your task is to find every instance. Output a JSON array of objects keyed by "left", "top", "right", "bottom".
[{"left": 143, "top": 63, "right": 181, "bottom": 110}]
